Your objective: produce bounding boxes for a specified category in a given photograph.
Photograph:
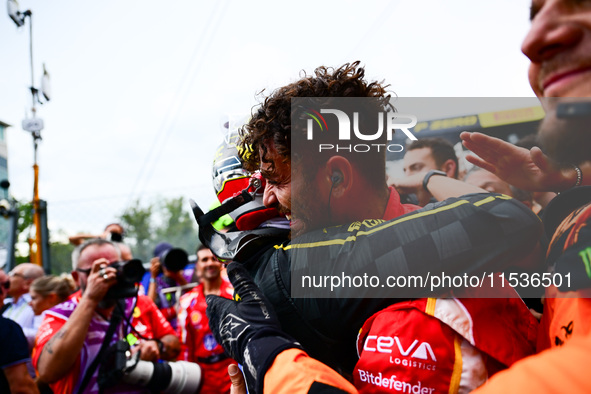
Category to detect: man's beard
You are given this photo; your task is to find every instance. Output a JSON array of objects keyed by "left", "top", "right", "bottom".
[
  {"left": 291, "top": 185, "right": 331, "bottom": 238},
  {"left": 81, "top": 281, "right": 116, "bottom": 309},
  {"left": 538, "top": 112, "right": 590, "bottom": 166}
]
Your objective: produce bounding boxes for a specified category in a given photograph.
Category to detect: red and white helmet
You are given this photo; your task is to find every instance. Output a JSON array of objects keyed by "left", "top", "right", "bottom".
[{"left": 212, "top": 118, "right": 284, "bottom": 231}]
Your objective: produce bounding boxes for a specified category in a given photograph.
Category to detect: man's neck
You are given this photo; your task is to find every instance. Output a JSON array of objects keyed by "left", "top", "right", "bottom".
[
  {"left": 347, "top": 185, "right": 390, "bottom": 220},
  {"left": 202, "top": 277, "right": 223, "bottom": 296},
  {"left": 11, "top": 294, "right": 22, "bottom": 303}
]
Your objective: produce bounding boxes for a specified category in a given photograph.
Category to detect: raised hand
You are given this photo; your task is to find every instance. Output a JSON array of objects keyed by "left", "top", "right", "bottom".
[{"left": 460, "top": 132, "right": 577, "bottom": 192}]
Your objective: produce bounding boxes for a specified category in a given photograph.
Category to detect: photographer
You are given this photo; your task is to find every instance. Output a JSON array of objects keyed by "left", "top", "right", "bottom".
[
  {"left": 33, "top": 239, "right": 180, "bottom": 394},
  {"left": 144, "top": 242, "right": 194, "bottom": 329},
  {"left": 68, "top": 223, "right": 133, "bottom": 261}
]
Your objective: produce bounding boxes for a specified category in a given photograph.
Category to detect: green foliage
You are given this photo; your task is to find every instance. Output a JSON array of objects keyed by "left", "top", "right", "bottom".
[
  {"left": 7, "top": 197, "right": 199, "bottom": 273},
  {"left": 120, "top": 199, "right": 155, "bottom": 264},
  {"left": 49, "top": 242, "right": 75, "bottom": 275},
  {"left": 17, "top": 201, "right": 34, "bottom": 234},
  {"left": 120, "top": 197, "right": 199, "bottom": 264},
  {"left": 10, "top": 200, "right": 34, "bottom": 262},
  {"left": 155, "top": 197, "right": 200, "bottom": 255}
]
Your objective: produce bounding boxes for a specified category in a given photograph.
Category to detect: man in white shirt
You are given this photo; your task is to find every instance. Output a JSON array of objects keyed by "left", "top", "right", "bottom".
[{"left": 3, "top": 263, "right": 45, "bottom": 348}]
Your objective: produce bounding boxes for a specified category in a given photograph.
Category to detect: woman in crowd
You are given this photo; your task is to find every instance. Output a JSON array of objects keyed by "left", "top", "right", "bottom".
[{"left": 29, "top": 275, "right": 75, "bottom": 316}]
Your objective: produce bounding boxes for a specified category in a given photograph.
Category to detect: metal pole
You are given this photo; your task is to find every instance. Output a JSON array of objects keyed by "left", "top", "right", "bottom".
[
  {"left": 28, "top": 11, "right": 34, "bottom": 103},
  {"left": 24, "top": 10, "right": 43, "bottom": 267},
  {"left": 31, "top": 152, "right": 42, "bottom": 267},
  {"left": 39, "top": 199, "right": 50, "bottom": 273},
  {"left": 5, "top": 199, "right": 18, "bottom": 272}
]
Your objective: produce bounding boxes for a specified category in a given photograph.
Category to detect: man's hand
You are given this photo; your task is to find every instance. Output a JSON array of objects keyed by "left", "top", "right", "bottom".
[
  {"left": 132, "top": 340, "right": 160, "bottom": 362},
  {"left": 82, "top": 259, "right": 118, "bottom": 305},
  {"left": 159, "top": 334, "right": 181, "bottom": 361},
  {"left": 149, "top": 257, "right": 161, "bottom": 279},
  {"left": 206, "top": 262, "right": 301, "bottom": 394},
  {"left": 461, "top": 132, "right": 576, "bottom": 192},
  {"left": 228, "top": 364, "right": 247, "bottom": 394},
  {"left": 389, "top": 171, "right": 432, "bottom": 206}
]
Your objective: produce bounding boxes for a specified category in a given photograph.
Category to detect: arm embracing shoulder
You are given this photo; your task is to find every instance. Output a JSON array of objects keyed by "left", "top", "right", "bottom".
[{"left": 289, "top": 193, "right": 543, "bottom": 298}]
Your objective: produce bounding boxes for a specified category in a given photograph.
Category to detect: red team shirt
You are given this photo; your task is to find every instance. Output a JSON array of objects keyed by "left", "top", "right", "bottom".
[{"left": 177, "top": 279, "right": 234, "bottom": 394}]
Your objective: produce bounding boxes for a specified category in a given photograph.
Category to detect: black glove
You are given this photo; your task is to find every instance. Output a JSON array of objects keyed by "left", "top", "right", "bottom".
[{"left": 206, "top": 262, "right": 302, "bottom": 394}]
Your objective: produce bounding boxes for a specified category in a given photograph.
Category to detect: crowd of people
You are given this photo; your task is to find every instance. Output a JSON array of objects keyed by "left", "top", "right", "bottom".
[
  {"left": 2, "top": 0, "right": 591, "bottom": 393},
  {"left": 1, "top": 228, "right": 235, "bottom": 394}
]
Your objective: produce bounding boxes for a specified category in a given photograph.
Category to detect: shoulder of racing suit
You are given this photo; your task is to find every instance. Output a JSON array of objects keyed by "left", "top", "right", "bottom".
[{"left": 243, "top": 192, "right": 543, "bottom": 374}]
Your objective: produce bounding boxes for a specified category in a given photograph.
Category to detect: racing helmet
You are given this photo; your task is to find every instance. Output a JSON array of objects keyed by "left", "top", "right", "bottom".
[{"left": 212, "top": 120, "right": 282, "bottom": 231}]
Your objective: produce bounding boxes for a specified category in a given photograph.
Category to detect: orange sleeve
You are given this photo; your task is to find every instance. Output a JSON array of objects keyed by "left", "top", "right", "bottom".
[
  {"left": 474, "top": 334, "right": 591, "bottom": 394},
  {"left": 264, "top": 349, "right": 357, "bottom": 394}
]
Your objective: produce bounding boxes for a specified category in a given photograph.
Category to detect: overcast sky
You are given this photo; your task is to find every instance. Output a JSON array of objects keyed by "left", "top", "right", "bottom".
[{"left": 0, "top": 0, "right": 535, "bottom": 239}]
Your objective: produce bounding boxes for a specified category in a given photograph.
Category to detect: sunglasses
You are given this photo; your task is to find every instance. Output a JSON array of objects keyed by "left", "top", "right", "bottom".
[{"left": 76, "top": 262, "right": 123, "bottom": 276}]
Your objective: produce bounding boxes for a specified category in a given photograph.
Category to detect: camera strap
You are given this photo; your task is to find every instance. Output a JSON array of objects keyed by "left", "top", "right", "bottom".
[{"left": 77, "top": 299, "right": 126, "bottom": 394}]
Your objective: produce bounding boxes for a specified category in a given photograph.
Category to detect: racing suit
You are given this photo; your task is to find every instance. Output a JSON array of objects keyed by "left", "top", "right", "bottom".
[
  {"left": 352, "top": 190, "right": 537, "bottom": 393},
  {"left": 473, "top": 186, "right": 591, "bottom": 393},
  {"left": 244, "top": 190, "right": 543, "bottom": 376}
]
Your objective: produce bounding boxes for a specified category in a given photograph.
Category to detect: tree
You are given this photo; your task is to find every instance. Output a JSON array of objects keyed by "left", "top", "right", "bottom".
[
  {"left": 11, "top": 200, "right": 34, "bottom": 264},
  {"left": 155, "top": 197, "right": 200, "bottom": 255},
  {"left": 119, "top": 196, "right": 199, "bottom": 264},
  {"left": 120, "top": 199, "right": 155, "bottom": 264},
  {"left": 49, "top": 241, "right": 75, "bottom": 275}
]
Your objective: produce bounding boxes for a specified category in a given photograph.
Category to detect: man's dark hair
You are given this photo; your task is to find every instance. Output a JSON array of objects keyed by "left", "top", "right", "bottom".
[
  {"left": 240, "top": 61, "right": 391, "bottom": 188},
  {"left": 104, "top": 223, "right": 124, "bottom": 234},
  {"left": 407, "top": 137, "right": 459, "bottom": 178}
]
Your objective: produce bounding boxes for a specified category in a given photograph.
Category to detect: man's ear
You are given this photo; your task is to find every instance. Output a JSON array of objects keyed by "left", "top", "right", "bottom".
[
  {"left": 325, "top": 156, "right": 353, "bottom": 198},
  {"left": 441, "top": 159, "right": 457, "bottom": 179},
  {"left": 71, "top": 271, "right": 80, "bottom": 288}
]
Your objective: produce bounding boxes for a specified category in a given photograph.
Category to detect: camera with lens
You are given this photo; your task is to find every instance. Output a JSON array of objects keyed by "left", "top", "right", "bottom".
[
  {"left": 160, "top": 247, "right": 189, "bottom": 272},
  {"left": 105, "top": 259, "right": 146, "bottom": 300},
  {"left": 98, "top": 340, "right": 202, "bottom": 394},
  {"left": 107, "top": 231, "right": 124, "bottom": 243}
]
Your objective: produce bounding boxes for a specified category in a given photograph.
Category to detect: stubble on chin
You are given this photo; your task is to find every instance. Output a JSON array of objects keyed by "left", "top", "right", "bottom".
[{"left": 538, "top": 112, "right": 591, "bottom": 166}]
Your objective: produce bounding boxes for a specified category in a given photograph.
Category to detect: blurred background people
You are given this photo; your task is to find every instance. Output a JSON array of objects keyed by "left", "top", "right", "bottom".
[
  {"left": 29, "top": 275, "right": 76, "bottom": 316},
  {"left": 0, "top": 316, "right": 39, "bottom": 394},
  {"left": 0, "top": 269, "right": 9, "bottom": 313},
  {"left": 399, "top": 137, "right": 460, "bottom": 205},
  {"left": 177, "top": 245, "right": 234, "bottom": 394},
  {"left": 0, "top": 269, "right": 39, "bottom": 393},
  {"left": 68, "top": 223, "right": 133, "bottom": 260},
  {"left": 463, "top": 166, "right": 535, "bottom": 210},
  {"left": 33, "top": 238, "right": 180, "bottom": 393},
  {"left": 3, "top": 263, "right": 45, "bottom": 348},
  {"left": 403, "top": 137, "right": 459, "bottom": 178},
  {"left": 142, "top": 242, "right": 195, "bottom": 329}
]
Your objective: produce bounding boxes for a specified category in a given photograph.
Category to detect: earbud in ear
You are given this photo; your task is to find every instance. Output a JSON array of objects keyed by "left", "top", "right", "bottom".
[{"left": 331, "top": 171, "right": 343, "bottom": 185}]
